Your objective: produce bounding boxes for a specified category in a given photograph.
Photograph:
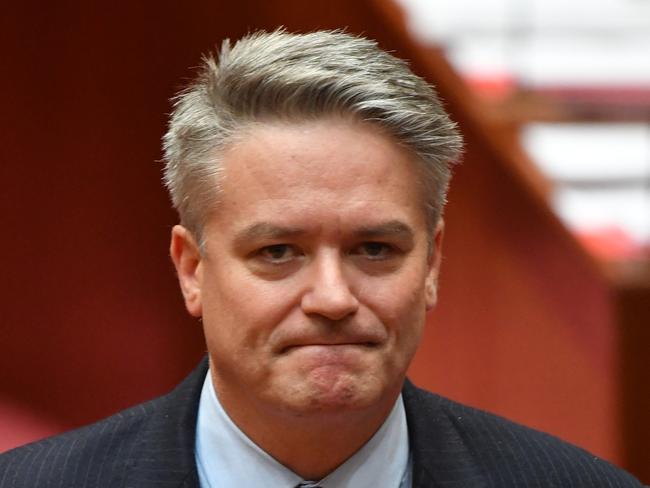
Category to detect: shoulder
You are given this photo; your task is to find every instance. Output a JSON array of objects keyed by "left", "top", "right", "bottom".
[
  {"left": 0, "top": 398, "right": 156, "bottom": 487},
  {"left": 0, "top": 358, "right": 207, "bottom": 488},
  {"left": 403, "top": 382, "right": 644, "bottom": 487}
]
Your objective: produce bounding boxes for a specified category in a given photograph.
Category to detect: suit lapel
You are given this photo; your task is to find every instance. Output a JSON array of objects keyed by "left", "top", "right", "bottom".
[
  {"left": 403, "top": 380, "right": 488, "bottom": 488},
  {"left": 123, "top": 357, "right": 209, "bottom": 488},
  {"left": 118, "top": 362, "right": 487, "bottom": 487}
]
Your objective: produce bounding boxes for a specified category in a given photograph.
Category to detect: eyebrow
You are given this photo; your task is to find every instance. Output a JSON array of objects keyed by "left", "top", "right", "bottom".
[
  {"left": 352, "top": 220, "right": 415, "bottom": 241},
  {"left": 233, "top": 223, "right": 306, "bottom": 246},
  {"left": 233, "top": 219, "right": 415, "bottom": 245}
]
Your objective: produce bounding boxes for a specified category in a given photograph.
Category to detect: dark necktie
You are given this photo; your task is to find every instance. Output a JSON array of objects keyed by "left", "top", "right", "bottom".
[{"left": 295, "top": 482, "right": 323, "bottom": 488}]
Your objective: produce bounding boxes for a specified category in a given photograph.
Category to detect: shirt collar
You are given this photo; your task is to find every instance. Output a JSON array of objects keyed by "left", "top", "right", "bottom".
[{"left": 195, "top": 369, "right": 410, "bottom": 488}]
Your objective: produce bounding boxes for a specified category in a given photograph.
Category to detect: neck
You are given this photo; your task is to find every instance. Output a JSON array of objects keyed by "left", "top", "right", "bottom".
[{"left": 213, "top": 377, "right": 402, "bottom": 480}]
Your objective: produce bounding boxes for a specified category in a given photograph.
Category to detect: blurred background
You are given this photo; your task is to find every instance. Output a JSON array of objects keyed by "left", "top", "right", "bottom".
[
  {"left": 1, "top": 0, "right": 648, "bottom": 482},
  {"left": 399, "top": 0, "right": 650, "bottom": 262}
]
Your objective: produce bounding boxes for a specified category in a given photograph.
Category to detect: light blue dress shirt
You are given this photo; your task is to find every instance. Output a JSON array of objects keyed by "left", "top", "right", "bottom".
[{"left": 195, "top": 370, "right": 412, "bottom": 487}]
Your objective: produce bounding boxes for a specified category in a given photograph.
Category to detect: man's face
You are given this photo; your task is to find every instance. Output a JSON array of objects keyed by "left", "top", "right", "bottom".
[{"left": 172, "top": 118, "right": 442, "bottom": 422}]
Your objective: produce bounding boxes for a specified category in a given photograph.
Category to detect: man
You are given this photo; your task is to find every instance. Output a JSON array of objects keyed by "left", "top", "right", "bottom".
[{"left": 0, "top": 30, "right": 643, "bottom": 487}]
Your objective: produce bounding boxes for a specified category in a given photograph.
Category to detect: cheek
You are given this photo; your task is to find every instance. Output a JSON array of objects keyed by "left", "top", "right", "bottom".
[
  {"left": 359, "top": 267, "right": 429, "bottom": 358},
  {"left": 201, "top": 271, "right": 302, "bottom": 344},
  {"left": 358, "top": 268, "right": 429, "bottom": 319},
  {"left": 359, "top": 283, "right": 427, "bottom": 348}
]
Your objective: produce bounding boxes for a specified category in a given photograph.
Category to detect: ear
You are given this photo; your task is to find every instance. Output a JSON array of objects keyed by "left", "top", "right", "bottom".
[
  {"left": 170, "top": 225, "right": 203, "bottom": 317},
  {"left": 425, "top": 219, "right": 444, "bottom": 310}
]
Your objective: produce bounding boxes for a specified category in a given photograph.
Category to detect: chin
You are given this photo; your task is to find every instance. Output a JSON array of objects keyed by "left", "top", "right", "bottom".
[{"left": 278, "top": 369, "right": 391, "bottom": 416}]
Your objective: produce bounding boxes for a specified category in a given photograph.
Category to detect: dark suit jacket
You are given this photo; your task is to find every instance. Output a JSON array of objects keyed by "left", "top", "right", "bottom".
[{"left": 0, "top": 358, "right": 643, "bottom": 487}]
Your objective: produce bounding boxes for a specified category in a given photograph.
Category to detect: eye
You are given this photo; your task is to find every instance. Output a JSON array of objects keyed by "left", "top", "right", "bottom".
[
  {"left": 257, "top": 244, "right": 300, "bottom": 264},
  {"left": 352, "top": 242, "right": 395, "bottom": 260}
]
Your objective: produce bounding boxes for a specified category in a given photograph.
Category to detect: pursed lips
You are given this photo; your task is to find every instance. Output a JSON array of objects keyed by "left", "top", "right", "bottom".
[{"left": 278, "top": 337, "right": 382, "bottom": 355}]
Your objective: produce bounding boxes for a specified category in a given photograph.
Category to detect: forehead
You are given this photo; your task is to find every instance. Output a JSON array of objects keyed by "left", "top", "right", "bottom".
[{"left": 207, "top": 118, "right": 429, "bottom": 235}]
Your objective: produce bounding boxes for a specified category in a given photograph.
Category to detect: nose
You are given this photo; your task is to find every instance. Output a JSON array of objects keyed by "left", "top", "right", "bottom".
[{"left": 300, "top": 251, "right": 359, "bottom": 321}]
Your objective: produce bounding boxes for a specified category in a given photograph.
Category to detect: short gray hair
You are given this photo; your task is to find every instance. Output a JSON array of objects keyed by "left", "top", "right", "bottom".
[{"left": 162, "top": 29, "right": 462, "bottom": 241}]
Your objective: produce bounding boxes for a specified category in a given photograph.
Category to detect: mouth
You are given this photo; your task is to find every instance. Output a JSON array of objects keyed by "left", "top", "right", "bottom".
[{"left": 279, "top": 341, "right": 379, "bottom": 355}]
